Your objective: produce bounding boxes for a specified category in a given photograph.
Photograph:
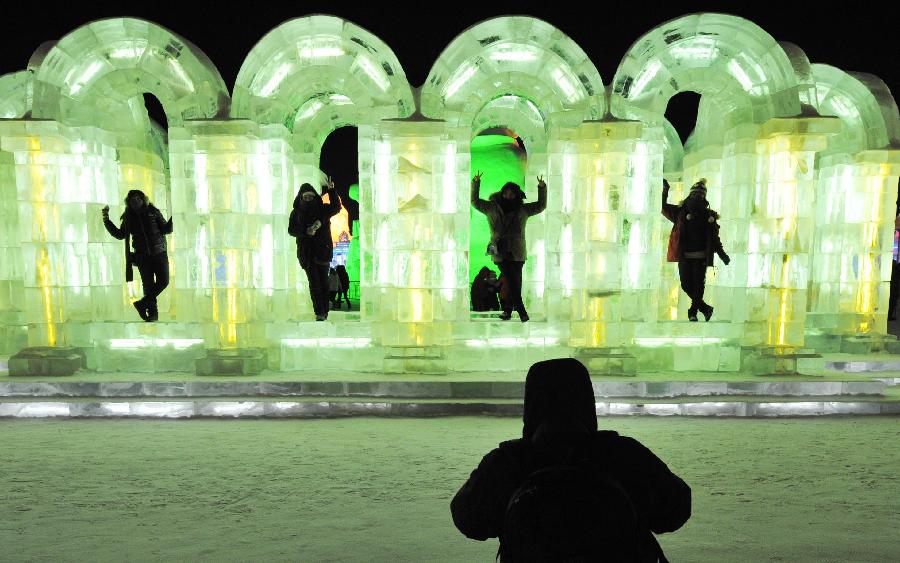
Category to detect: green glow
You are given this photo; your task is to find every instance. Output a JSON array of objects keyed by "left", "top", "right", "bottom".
[
  {"left": 0, "top": 14, "right": 897, "bottom": 372},
  {"left": 469, "top": 134, "right": 527, "bottom": 282}
]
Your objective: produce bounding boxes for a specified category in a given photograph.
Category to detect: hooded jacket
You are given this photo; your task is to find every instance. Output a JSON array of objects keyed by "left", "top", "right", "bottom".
[
  {"left": 451, "top": 358, "right": 691, "bottom": 562},
  {"left": 288, "top": 184, "right": 342, "bottom": 268},
  {"left": 472, "top": 182, "right": 547, "bottom": 263}
]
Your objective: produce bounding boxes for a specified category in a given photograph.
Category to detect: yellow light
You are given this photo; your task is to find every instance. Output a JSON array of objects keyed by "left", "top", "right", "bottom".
[
  {"left": 410, "top": 252, "right": 424, "bottom": 322},
  {"left": 592, "top": 177, "right": 606, "bottom": 213},
  {"left": 589, "top": 297, "right": 605, "bottom": 347},
  {"left": 777, "top": 255, "right": 790, "bottom": 346},
  {"left": 669, "top": 283, "right": 679, "bottom": 321},
  {"left": 37, "top": 248, "right": 56, "bottom": 347},
  {"left": 28, "top": 140, "right": 57, "bottom": 346},
  {"left": 226, "top": 249, "right": 238, "bottom": 346}
]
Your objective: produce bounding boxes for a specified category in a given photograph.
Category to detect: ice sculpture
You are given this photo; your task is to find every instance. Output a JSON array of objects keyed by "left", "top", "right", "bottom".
[{"left": 0, "top": 13, "right": 896, "bottom": 375}]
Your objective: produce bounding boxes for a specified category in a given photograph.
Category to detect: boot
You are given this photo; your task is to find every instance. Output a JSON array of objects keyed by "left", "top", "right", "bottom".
[
  {"left": 516, "top": 306, "right": 529, "bottom": 323},
  {"left": 132, "top": 297, "right": 150, "bottom": 321}
]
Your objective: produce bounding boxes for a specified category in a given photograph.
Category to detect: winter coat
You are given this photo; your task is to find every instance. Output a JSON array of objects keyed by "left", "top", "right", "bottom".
[
  {"left": 472, "top": 182, "right": 547, "bottom": 263},
  {"left": 328, "top": 270, "right": 342, "bottom": 292},
  {"left": 451, "top": 358, "right": 691, "bottom": 562},
  {"left": 471, "top": 266, "right": 500, "bottom": 311},
  {"left": 288, "top": 186, "right": 342, "bottom": 269},
  {"left": 662, "top": 191, "right": 727, "bottom": 266},
  {"left": 103, "top": 204, "right": 172, "bottom": 282},
  {"left": 336, "top": 266, "right": 350, "bottom": 293}
]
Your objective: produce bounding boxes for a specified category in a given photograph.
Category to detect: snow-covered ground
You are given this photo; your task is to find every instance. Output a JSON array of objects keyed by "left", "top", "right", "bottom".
[{"left": 1, "top": 417, "right": 897, "bottom": 562}]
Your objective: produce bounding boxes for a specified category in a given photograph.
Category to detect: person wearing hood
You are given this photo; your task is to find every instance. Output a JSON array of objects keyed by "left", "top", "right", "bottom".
[
  {"left": 451, "top": 358, "right": 691, "bottom": 562},
  {"left": 288, "top": 177, "right": 341, "bottom": 321},
  {"left": 471, "top": 172, "right": 547, "bottom": 322},
  {"left": 102, "top": 189, "right": 173, "bottom": 322},
  {"left": 662, "top": 178, "right": 730, "bottom": 322}
]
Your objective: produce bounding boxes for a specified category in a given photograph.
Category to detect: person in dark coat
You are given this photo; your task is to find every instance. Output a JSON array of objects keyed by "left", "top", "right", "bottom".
[
  {"left": 102, "top": 189, "right": 173, "bottom": 322},
  {"left": 288, "top": 177, "right": 341, "bottom": 321},
  {"left": 335, "top": 264, "right": 351, "bottom": 310},
  {"left": 328, "top": 267, "right": 342, "bottom": 309},
  {"left": 451, "top": 358, "right": 691, "bottom": 562},
  {"left": 471, "top": 172, "right": 547, "bottom": 322},
  {"left": 662, "top": 178, "right": 730, "bottom": 322},
  {"left": 471, "top": 266, "right": 501, "bottom": 311},
  {"left": 888, "top": 209, "right": 900, "bottom": 321}
]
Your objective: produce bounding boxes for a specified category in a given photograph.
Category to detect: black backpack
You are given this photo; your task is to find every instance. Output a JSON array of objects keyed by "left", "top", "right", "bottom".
[{"left": 500, "top": 463, "right": 642, "bottom": 562}]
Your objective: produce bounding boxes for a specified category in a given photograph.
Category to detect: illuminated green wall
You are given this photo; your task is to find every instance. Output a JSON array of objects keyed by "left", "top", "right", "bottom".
[{"left": 346, "top": 183, "right": 360, "bottom": 294}]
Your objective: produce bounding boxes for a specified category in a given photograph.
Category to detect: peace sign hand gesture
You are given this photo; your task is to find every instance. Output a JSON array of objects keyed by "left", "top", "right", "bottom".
[
  {"left": 537, "top": 175, "right": 546, "bottom": 189},
  {"left": 472, "top": 171, "right": 483, "bottom": 187}
]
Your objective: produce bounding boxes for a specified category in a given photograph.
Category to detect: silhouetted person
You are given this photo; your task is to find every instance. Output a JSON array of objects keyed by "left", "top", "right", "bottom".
[
  {"left": 662, "top": 178, "right": 730, "bottom": 321},
  {"left": 289, "top": 178, "right": 341, "bottom": 321},
  {"left": 471, "top": 266, "right": 501, "bottom": 311},
  {"left": 889, "top": 210, "right": 900, "bottom": 321},
  {"left": 451, "top": 358, "right": 691, "bottom": 562},
  {"left": 328, "top": 267, "right": 343, "bottom": 310},
  {"left": 336, "top": 264, "right": 351, "bottom": 310},
  {"left": 102, "top": 189, "right": 173, "bottom": 322},
  {"left": 471, "top": 172, "right": 547, "bottom": 322}
]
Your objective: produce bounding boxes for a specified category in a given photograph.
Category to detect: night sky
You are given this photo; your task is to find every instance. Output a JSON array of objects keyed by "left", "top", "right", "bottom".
[{"left": 1, "top": 1, "right": 896, "bottom": 189}]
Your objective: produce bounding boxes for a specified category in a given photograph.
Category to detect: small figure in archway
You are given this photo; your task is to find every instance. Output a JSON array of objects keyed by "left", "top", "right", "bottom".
[
  {"left": 335, "top": 264, "right": 351, "bottom": 311},
  {"left": 289, "top": 177, "right": 341, "bottom": 321},
  {"left": 101, "top": 189, "right": 173, "bottom": 322},
  {"left": 472, "top": 172, "right": 547, "bottom": 322},
  {"left": 662, "top": 178, "right": 730, "bottom": 322},
  {"left": 471, "top": 266, "right": 502, "bottom": 312}
]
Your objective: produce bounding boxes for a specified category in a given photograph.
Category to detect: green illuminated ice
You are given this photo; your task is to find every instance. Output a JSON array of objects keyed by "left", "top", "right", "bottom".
[{"left": 0, "top": 13, "right": 897, "bottom": 374}]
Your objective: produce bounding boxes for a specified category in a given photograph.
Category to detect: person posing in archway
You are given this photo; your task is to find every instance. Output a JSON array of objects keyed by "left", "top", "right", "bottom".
[
  {"left": 472, "top": 172, "right": 547, "bottom": 322},
  {"left": 289, "top": 177, "right": 341, "bottom": 321},
  {"left": 662, "top": 178, "right": 730, "bottom": 322},
  {"left": 102, "top": 189, "right": 173, "bottom": 322}
]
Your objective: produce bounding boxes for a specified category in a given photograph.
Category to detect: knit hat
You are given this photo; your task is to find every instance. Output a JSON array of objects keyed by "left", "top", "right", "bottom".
[{"left": 689, "top": 178, "right": 708, "bottom": 197}]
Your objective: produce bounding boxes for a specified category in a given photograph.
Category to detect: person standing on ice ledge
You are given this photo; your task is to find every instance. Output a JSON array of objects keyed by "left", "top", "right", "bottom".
[
  {"left": 102, "top": 189, "right": 173, "bottom": 322},
  {"left": 471, "top": 172, "right": 547, "bottom": 322},
  {"left": 289, "top": 177, "right": 341, "bottom": 321},
  {"left": 662, "top": 178, "right": 730, "bottom": 322}
]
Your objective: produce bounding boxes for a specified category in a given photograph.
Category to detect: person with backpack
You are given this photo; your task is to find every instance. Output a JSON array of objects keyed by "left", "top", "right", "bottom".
[
  {"left": 451, "top": 358, "right": 691, "bottom": 562},
  {"left": 101, "top": 189, "right": 173, "bottom": 322},
  {"left": 662, "top": 178, "right": 730, "bottom": 322}
]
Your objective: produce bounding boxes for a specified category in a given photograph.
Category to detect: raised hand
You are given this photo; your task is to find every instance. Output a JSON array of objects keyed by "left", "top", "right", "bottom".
[
  {"left": 472, "top": 171, "right": 483, "bottom": 186},
  {"left": 325, "top": 176, "right": 335, "bottom": 191},
  {"left": 537, "top": 175, "right": 546, "bottom": 189},
  {"left": 101, "top": 205, "right": 110, "bottom": 219}
]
